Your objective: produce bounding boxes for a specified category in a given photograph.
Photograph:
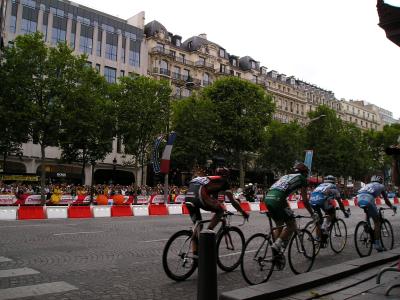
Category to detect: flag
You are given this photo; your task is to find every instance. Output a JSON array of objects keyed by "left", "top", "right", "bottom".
[
  {"left": 304, "top": 150, "right": 313, "bottom": 176},
  {"left": 152, "top": 135, "right": 163, "bottom": 174},
  {"left": 160, "top": 132, "right": 177, "bottom": 174}
]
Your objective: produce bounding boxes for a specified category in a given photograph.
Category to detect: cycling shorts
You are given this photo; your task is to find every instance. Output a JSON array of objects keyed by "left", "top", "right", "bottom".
[
  {"left": 357, "top": 193, "right": 378, "bottom": 218},
  {"left": 185, "top": 184, "right": 223, "bottom": 224},
  {"left": 264, "top": 190, "right": 294, "bottom": 222}
]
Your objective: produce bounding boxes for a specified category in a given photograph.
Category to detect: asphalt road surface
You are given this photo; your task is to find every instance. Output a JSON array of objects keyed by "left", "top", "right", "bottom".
[{"left": 0, "top": 207, "right": 399, "bottom": 299}]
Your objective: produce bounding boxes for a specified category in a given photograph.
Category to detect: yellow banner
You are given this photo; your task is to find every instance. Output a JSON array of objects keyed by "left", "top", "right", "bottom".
[{"left": 0, "top": 175, "right": 39, "bottom": 181}]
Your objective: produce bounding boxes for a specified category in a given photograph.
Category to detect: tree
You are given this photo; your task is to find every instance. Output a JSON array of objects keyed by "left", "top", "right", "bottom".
[
  {"left": 58, "top": 60, "right": 114, "bottom": 187},
  {"left": 170, "top": 94, "right": 218, "bottom": 172},
  {"left": 202, "top": 77, "right": 275, "bottom": 187},
  {"left": 114, "top": 75, "right": 171, "bottom": 185},
  {"left": 306, "top": 105, "right": 344, "bottom": 176},
  {"left": 0, "top": 33, "right": 84, "bottom": 202},
  {"left": 0, "top": 60, "right": 28, "bottom": 173},
  {"left": 258, "top": 120, "right": 306, "bottom": 176}
]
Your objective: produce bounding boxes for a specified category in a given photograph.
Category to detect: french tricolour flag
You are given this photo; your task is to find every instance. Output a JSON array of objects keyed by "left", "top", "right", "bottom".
[{"left": 160, "top": 132, "right": 177, "bottom": 174}]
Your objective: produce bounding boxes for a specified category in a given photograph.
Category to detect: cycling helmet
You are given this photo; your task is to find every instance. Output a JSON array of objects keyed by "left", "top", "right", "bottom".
[
  {"left": 215, "top": 167, "right": 230, "bottom": 177},
  {"left": 371, "top": 175, "right": 383, "bottom": 184},
  {"left": 324, "top": 175, "right": 336, "bottom": 183},
  {"left": 293, "top": 162, "right": 309, "bottom": 175}
]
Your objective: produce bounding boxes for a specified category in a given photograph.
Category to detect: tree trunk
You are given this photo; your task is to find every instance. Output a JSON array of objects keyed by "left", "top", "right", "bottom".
[
  {"left": 239, "top": 153, "right": 245, "bottom": 189},
  {"left": 90, "top": 162, "right": 95, "bottom": 204},
  {"left": 81, "top": 150, "right": 86, "bottom": 185},
  {"left": 2, "top": 152, "right": 6, "bottom": 174},
  {"left": 40, "top": 144, "right": 46, "bottom": 205},
  {"left": 140, "top": 153, "right": 144, "bottom": 186}
]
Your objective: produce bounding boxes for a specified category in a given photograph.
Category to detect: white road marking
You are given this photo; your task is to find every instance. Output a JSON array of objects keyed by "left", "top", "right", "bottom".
[
  {"left": 0, "top": 224, "right": 78, "bottom": 229},
  {"left": 53, "top": 231, "right": 103, "bottom": 236},
  {"left": 0, "top": 268, "right": 40, "bottom": 278},
  {"left": 0, "top": 257, "right": 12, "bottom": 263},
  {"left": 139, "top": 238, "right": 169, "bottom": 243},
  {"left": 0, "top": 281, "right": 78, "bottom": 300}
]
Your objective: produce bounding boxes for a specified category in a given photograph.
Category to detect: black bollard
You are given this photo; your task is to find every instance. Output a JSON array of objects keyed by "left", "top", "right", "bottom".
[{"left": 197, "top": 229, "right": 217, "bottom": 300}]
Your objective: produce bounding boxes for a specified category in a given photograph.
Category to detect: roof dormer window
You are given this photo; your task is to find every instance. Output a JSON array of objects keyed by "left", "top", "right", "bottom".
[
  {"left": 219, "top": 48, "right": 225, "bottom": 57},
  {"left": 188, "top": 41, "right": 192, "bottom": 49},
  {"left": 176, "top": 39, "right": 181, "bottom": 47},
  {"left": 251, "top": 61, "right": 256, "bottom": 69}
]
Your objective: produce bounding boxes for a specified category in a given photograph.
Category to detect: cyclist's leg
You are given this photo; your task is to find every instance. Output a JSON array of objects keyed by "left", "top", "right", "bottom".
[
  {"left": 361, "top": 200, "right": 382, "bottom": 250},
  {"left": 272, "top": 205, "right": 296, "bottom": 253},
  {"left": 313, "top": 205, "right": 324, "bottom": 240},
  {"left": 185, "top": 186, "right": 203, "bottom": 256}
]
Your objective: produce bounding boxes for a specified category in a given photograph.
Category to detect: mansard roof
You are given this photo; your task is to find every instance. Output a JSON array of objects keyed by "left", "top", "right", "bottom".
[{"left": 144, "top": 20, "right": 168, "bottom": 37}]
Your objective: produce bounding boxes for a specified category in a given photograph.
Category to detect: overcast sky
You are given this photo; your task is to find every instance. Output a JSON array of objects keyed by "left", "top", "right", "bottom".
[{"left": 75, "top": 0, "right": 400, "bottom": 118}]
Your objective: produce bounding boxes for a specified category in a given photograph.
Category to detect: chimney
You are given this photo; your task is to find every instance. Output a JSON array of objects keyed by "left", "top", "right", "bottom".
[{"left": 198, "top": 33, "right": 207, "bottom": 40}]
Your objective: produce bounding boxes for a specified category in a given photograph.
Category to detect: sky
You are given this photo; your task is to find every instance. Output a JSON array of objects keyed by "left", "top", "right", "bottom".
[{"left": 74, "top": 0, "right": 400, "bottom": 118}]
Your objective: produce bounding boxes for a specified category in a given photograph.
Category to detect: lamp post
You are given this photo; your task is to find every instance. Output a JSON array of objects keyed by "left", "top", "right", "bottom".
[{"left": 112, "top": 157, "right": 117, "bottom": 184}]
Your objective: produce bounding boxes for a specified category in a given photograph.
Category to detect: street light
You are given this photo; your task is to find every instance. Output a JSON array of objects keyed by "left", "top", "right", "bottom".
[
  {"left": 307, "top": 114, "right": 326, "bottom": 124},
  {"left": 112, "top": 157, "right": 117, "bottom": 184}
]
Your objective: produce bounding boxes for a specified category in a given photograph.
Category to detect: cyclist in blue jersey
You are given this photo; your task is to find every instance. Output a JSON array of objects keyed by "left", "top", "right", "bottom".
[
  {"left": 357, "top": 175, "right": 397, "bottom": 251},
  {"left": 310, "top": 175, "right": 349, "bottom": 247}
]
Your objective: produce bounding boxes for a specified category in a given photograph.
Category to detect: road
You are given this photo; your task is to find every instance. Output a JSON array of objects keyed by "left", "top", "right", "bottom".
[{"left": 0, "top": 207, "right": 399, "bottom": 299}]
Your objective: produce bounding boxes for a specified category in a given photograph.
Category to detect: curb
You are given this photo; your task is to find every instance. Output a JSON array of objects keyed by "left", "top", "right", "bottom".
[{"left": 220, "top": 248, "right": 400, "bottom": 300}]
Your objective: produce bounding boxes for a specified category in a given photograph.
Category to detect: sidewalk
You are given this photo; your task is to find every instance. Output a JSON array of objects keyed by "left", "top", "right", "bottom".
[{"left": 220, "top": 248, "right": 400, "bottom": 300}]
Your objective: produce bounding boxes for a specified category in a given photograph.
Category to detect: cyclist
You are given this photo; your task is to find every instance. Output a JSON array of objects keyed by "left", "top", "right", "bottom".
[
  {"left": 185, "top": 166, "right": 249, "bottom": 257},
  {"left": 356, "top": 175, "right": 397, "bottom": 251},
  {"left": 310, "top": 175, "right": 349, "bottom": 247},
  {"left": 265, "top": 162, "right": 316, "bottom": 257}
]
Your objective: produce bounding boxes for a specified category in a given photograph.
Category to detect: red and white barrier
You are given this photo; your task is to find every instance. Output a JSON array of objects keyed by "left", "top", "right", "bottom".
[
  {"left": 0, "top": 194, "right": 397, "bottom": 221},
  {"left": 46, "top": 206, "right": 68, "bottom": 219}
]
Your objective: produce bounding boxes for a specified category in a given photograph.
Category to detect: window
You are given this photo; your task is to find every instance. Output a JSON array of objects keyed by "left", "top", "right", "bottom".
[
  {"left": 77, "top": 16, "right": 90, "bottom": 26},
  {"left": 187, "top": 41, "right": 192, "bottom": 49},
  {"left": 173, "top": 66, "right": 181, "bottom": 79},
  {"left": 176, "top": 39, "right": 181, "bottom": 47},
  {"left": 219, "top": 48, "right": 225, "bottom": 57},
  {"left": 20, "top": 6, "right": 37, "bottom": 34},
  {"left": 21, "top": 0, "right": 36, "bottom": 8},
  {"left": 231, "top": 58, "right": 237, "bottom": 66},
  {"left": 124, "top": 31, "right": 136, "bottom": 40},
  {"left": 121, "top": 39, "right": 126, "bottom": 63},
  {"left": 251, "top": 61, "right": 256, "bottom": 69},
  {"left": 129, "top": 50, "right": 140, "bottom": 67},
  {"left": 220, "top": 64, "right": 226, "bottom": 73},
  {"left": 51, "top": 16, "right": 67, "bottom": 45},
  {"left": 95, "top": 64, "right": 101, "bottom": 72},
  {"left": 129, "top": 40, "right": 140, "bottom": 67},
  {"left": 79, "top": 25, "right": 93, "bottom": 55},
  {"left": 9, "top": 15, "right": 17, "bottom": 33},
  {"left": 102, "top": 23, "right": 114, "bottom": 33},
  {"left": 104, "top": 66, "right": 116, "bottom": 83},
  {"left": 203, "top": 72, "right": 210, "bottom": 86},
  {"left": 96, "top": 30, "right": 102, "bottom": 57},
  {"left": 105, "top": 33, "right": 118, "bottom": 61},
  {"left": 182, "top": 69, "right": 189, "bottom": 81},
  {"left": 120, "top": 70, "right": 125, "bottom": 78},
  {"left": 69, "top": 20, "right": 76, "bottom": 49},
  {"left": 50, "top": 7, "right": 64, "bottom": 17}
]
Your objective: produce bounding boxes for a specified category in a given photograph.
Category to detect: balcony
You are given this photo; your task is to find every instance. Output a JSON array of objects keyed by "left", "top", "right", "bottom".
[
  {"left": 216, "top": 69, "right": 230, "bottom": 75},
  {"left": 150, "top": 47, "right": 175, "bottom": 58},
  {"left": 184, "top": 76, "right": 201, "bottom": 88},
  {"left": 174, "top": 56, "right": 194, "bottom": 66},
  {"left": 195, "top": 60, "right": 214, "bottom": 69},
  {"left": 152, "top": 67, "right": 171, "bottom": 77}
]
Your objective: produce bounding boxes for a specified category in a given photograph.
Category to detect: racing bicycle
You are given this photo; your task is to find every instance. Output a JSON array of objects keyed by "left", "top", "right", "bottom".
[
  {"left": 354, "top": 207, "right": 395, "bottom": 257},
  {"left": 240, "top": 211, "right": 315, "bottom": 285},
  {"left": 162, "top": 210, "right": 246, "bottom": 281}
]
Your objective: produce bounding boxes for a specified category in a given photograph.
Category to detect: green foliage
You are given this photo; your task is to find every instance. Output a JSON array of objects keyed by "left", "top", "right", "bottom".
[
  {"left": 258, "top": 120, "right": 306, "bottom": 174},
  {"left": 114, "top": 76, "right": 171, "bottom": 183},
  {"left": 58, "top": 57, "right": 114, "bottom": 183},
  {"left": 170, "top": 94, "right": 218, "bottom": 171}
]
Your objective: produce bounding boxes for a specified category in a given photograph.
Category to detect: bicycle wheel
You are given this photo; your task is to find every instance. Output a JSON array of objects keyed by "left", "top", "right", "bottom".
[
  {"left": 216, "top": 226, "right": 245, "bottom": 272},
  {"left": 162, "top": 230, "right": 197, "bottom": 281},
  {"left": 354, "top": 221, "right": 373, "bottom": 257},
  {"left": 240, "top": 233, "right": 274, "bottom": 285},
  {"left": 288, "top": 229, "right": 315, "bottom": 274},
  {"left": 304, "top": 220, "right": 321, "bottom": 256},
  {"left": 329, "top": 218, "right": 347, "bottom": 254},
  {"left": 380, "top": 219, "right": 394, "bottom": 251}
]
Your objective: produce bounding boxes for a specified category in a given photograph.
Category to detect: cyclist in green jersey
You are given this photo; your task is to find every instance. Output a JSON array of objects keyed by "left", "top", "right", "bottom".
[{"left": 264, "top": 162, "right": 316, "bottom": 256}]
